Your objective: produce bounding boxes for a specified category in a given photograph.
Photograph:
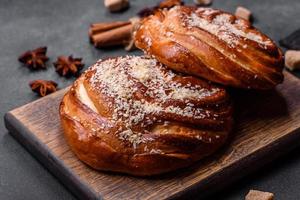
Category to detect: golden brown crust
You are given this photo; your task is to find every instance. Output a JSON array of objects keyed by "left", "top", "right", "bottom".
[
  {"left": 60, "top": 56, "right": 233, "bottom": 176},
  {"left": 135, "top": 6, "right": 284, "bottom": 89}
]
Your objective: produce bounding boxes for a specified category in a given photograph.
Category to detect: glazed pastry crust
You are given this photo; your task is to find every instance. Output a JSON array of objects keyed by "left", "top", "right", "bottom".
[
  {"left": 135, "top": 6, "right": 284, "bottom": 89},
  {"left": 60, "top": 56, "right": 233, "bottom": 176}
]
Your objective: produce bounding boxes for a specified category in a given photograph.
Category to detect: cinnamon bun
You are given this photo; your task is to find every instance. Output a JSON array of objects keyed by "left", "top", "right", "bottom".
[
  {"left": 60, "top": 56, "right": 233, "bottom": 175},
  {"left": 135, "top": 6, "right": 284, "bottom": 89}
]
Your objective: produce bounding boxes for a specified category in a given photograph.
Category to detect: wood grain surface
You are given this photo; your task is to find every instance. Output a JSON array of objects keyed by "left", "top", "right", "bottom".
[{"left": 4, "top": 71, "right": 300, "bottom": 200}]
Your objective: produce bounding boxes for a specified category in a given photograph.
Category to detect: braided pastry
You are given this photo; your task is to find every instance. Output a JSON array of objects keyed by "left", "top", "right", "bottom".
[
  {"left": 135, "top": 6, "right": 284, "bottom": 89},
  {"left": 60, "top": 56, "right": 233, "bottom": 176}
]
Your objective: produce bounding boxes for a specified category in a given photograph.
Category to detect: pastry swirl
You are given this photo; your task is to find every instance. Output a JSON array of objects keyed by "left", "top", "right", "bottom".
[
  {"left": 135, "top": 6, "right": 284, "bottom": 89},
  {"left": 60, "top": 56, "right": 233, "bottom": 175}
]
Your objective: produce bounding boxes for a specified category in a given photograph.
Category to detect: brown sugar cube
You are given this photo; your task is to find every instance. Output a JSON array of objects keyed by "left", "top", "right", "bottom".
[
  {"left": 245, "top": 190, "right": 274, "bottom": 200},
  {"left": 104, "top": 0, "right": 129, "bottom": 12},
  {"left": 194, "top": 0, "right": 213, "bottom": 6},
  {"left": 235, "top": 6, "right": 252, "bottom": 21},
  {"left": 285, "top": 50, "right": 300, "bottom": 71}
]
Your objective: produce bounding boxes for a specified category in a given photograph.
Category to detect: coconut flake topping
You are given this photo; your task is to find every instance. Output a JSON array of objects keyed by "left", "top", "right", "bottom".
[{"left": 87, "top": 56, "right": 220, "bottom": 147}]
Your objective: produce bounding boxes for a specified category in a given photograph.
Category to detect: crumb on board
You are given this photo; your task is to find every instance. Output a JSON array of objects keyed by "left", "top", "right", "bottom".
[
  {"left": 285, "top": 50, "right": 300, "bottom": 71},
  {"left": 245, "top": 190, "right": 274, "bottom": 200}
]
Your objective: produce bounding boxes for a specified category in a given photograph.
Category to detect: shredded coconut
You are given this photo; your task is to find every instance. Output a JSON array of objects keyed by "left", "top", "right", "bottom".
[
  {"left": 87, "top": 56, "right": 220, "bottom": 148},
  {"left": 182, "top": 7, "right": 272, "bottom": 48}
]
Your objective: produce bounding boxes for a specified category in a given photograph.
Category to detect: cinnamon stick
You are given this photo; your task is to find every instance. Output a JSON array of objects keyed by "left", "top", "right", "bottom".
[
  {"left": 89, "top": 21, "right": 131, "bottom": 36},
  {"left": 91, "top": 23, "right": 132, "bottom": 47},
  {"left": 89, "top": 17, "right": 140, "bottom": 50}
]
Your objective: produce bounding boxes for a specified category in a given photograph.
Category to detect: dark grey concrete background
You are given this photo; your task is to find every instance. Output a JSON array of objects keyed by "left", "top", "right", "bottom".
[{"left": 0, "top": 0, "right": 299, "bottom": 199}]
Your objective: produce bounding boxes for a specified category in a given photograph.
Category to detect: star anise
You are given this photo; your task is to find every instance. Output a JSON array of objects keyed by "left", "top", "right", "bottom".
[
  {"left": 137, "top": 0, "right": 184, "bottom": 18},
  {"left": 18, "top": 47, "right": 49, "bottom": 69},
  {"left": 29, "top": 80, "right": 58, "bottom": 97},
  {"left": 53, "top": 55, "right": 84, "bottom": 77}
]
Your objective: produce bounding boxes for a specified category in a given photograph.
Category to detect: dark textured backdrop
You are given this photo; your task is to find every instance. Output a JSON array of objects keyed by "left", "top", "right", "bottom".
[{"left": 0, "top": 0, "right": 299, "bottom": 199}]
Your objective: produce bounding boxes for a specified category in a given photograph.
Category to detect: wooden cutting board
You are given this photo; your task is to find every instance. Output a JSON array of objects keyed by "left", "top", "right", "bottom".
[{"left": 4, "top": 71, "right": 300, "bottom": 200}]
